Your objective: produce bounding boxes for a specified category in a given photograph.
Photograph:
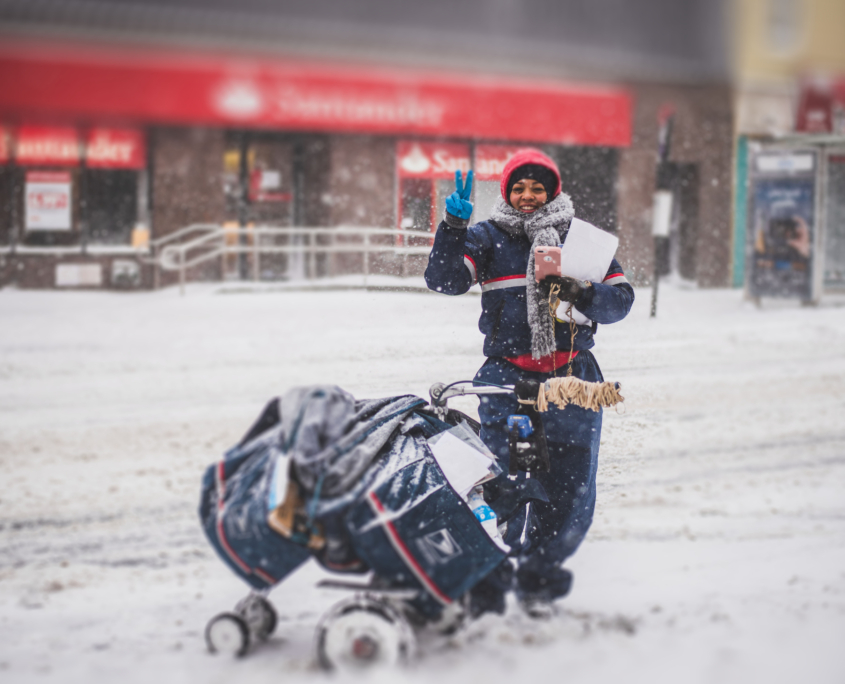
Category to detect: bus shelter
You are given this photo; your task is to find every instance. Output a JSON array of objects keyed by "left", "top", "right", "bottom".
[{"left": 738, "top": 134, "right": 845, "bottom": 304}]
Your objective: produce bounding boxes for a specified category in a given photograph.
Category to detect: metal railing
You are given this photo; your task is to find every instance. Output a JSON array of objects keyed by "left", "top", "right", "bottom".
[{"left": 152, "top": 224, "right": 436, "bottom": 295}]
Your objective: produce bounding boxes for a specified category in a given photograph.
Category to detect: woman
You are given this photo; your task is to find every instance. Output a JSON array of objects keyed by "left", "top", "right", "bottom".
[{"left": 424, "top": 148, "right": 634, "bottom": 617}]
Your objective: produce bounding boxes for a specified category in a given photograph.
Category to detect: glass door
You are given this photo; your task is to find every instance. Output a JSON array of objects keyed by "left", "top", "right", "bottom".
[
  {"left": 223, "top": 133, "right": 294, "bottom": 281},
  {"left": 824, "top": 152, "right": 845, "bottom": 289}
]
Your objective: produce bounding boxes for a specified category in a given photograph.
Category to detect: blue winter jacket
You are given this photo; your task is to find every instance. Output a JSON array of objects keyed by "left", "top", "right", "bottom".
[{"left": 424, "top": 219, "right": 635, "bottom": 358}]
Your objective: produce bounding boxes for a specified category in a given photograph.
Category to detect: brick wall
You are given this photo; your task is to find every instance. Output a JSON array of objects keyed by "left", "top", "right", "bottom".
[
  {"left": 617, "top": 83, "right": 734, "bottom": 287},
  {"left": 151, "top": 127, "right": 227, "bottom": 238},
  {"left": 150, "top": 127, "right": 227, "bottom": 284},
  {"left": 326, "top": 135, "right": 402, "bottom": 276}
]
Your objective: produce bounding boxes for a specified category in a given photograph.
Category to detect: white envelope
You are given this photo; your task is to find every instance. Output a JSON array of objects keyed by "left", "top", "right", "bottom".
[{"left": 557, "top": 218, "right": 619, "bottom": 325}]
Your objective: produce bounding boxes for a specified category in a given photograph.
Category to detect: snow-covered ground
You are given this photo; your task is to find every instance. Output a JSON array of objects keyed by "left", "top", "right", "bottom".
[{"left": 1, "top": 278, "right": 844, "bottom": 684}]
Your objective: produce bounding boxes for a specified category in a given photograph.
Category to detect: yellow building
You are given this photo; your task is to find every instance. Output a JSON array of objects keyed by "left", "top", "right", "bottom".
[{"left": 734, "top": 0, "right": 845, "bottom": 134}]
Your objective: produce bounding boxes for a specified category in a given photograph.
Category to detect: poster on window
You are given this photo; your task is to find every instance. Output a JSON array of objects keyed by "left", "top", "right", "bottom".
[
  {"left": 26, "top": 171, "right": 72, "bottom": 230},
  {"left": 248, "top": 168, "right": 291, "bottom": 202},
  {"left": 747, "top": 174, "right": 815, "bottom": 300}
]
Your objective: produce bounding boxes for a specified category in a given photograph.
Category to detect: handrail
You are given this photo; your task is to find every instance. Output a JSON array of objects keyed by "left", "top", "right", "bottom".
[
  {"left": 155, "top": 224, "right": 436, "bottom": 295},
  {"left": 149, "top": 223, "right": 223, "bottom": 249}
]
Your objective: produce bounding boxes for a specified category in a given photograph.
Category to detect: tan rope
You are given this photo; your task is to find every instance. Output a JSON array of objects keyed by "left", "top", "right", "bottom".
[
  {"left": 548, "top": 283, "right": 561, "bottom": 378},
  {"left": 537, "top": 376, "right": 624, "bottom": 413},
  {"left": 565, "top": 303, "right": 577, "bottom": 377},
  {"left": 547, "top": 282, "right": 578, "bottom": 378},
  {"left": 535, "top": 280, "right": 618, "bottom": 413},
  {"left": 536, "top": 384, "right": 549, "bottom": 412},
  {"left": 548, "top": 282, "right": 561, "bottom": 319}
]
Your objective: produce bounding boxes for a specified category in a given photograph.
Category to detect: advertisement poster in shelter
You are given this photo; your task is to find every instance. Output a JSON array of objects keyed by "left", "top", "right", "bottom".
[{"left": 747, "top": 151, "right": 817, "bottom": 301}]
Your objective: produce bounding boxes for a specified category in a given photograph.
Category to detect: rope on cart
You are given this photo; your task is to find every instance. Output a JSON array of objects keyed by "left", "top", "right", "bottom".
[
  {"left": 547, "top": 282, "right": 578, "bottom": 378},
  {"left": 536, "top": 376, "right": 624, "bottom": 413},
  {"left": 565, "top": 301, "right": 577, "bottom": 378}
]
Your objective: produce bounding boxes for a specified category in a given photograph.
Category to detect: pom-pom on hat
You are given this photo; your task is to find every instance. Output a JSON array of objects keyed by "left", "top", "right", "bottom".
[{"left": 500, "top": 148, "right": 562, "bottom": 204}]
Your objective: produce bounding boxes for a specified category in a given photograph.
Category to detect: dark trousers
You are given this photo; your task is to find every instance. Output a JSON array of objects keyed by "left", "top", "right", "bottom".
[{"left": 474, "top": 353, "right": 603, "bottom": 600}]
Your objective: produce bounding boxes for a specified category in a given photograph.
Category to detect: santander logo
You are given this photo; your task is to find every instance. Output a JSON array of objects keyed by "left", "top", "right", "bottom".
[
  {"left": 213, "top": 80, "right": 265, "bottom": 119},
  {"left": 399, "top": 144, "right": 431, "bottom": 174}
]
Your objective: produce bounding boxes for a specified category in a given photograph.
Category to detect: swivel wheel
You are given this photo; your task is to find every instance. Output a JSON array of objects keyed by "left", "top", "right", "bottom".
[
  {"left": 235, "top": 594, "right": 277, "bottom": 641},
  {"left": 315, "top": 595, "right": 415, "bottom": 672},
  {"left": 205, "top": 612, "right": 250, "bottom": 657}
]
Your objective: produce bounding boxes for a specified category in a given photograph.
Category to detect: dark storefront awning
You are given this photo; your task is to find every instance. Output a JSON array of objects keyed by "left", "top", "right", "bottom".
[{"left": 0, "top": 40, "right": 631, "bottom": 147}]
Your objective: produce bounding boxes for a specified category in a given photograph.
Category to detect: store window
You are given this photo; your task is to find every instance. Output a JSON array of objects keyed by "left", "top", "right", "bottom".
[
  {"left": 397, "top": 141, "right": 471, "bottom": 235},
  {"left": 1, "top": 125, "right": 148, "bottom": 248},
  {"left": 17, "top": 126, "right": 80, "bottom": 247},
  {"left": 222, "top": 132, "right": 294, "bottom": 223},
  {"left": 222, "top": 132, "right": 295, "bottom": 280},
  {"left": 85, "top": 169, "right": 137, "bottom": 245},
  {"left": 84, "top": 128, "right": 147, "bottom": 246},
  {"left": 400, "top": 177, "right": 432, "bottom": 234},
  {"left": 396, "top": 142, "right": 531, "bottom": 235},
  {"left": 473, "top": 145, "right": 524, "bottom": 220}
]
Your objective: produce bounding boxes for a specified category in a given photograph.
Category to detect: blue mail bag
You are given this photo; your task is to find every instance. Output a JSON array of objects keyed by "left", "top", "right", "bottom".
[{"left": 199, "top": 387, "right": 509, "bottom": 611}]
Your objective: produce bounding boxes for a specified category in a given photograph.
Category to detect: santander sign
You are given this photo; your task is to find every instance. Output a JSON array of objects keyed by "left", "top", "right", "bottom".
[
  {"left": 397, "top": 141, "right": 527, "bottom": 181},
  {"left": 86, "top": 128, "right": 146, "bottom": 169},
  {"left": 397, "top": 141, "right": 470, "bottom": 179}
]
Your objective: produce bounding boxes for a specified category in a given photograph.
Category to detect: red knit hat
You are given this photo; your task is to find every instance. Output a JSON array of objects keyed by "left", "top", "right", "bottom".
[{"left": 500, "top": 148, "right": 562, "bottom": 202}]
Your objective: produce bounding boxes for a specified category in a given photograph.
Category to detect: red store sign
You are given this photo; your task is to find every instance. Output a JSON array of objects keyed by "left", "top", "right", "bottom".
[
  {"left": 397, "top": 142, "right": 537, "bottom": 182},
  {"left": 0, "top": 41, "right": 631, "bottom": 146},
  {"left": 4, "top": 125, "right": 146, "bottom": 168},
  {"left": 85, "top": 127, "right": 146, "bottom": 168},
  {"left": 0, "top": 125, "right": 9, "bottom": 164},
  {"left": 473, "top": 145, "right": 524, "bottom": 180},
  {"left": 16, "top": 125, "right": 80, "bottom": 166},
  {"left": 397, "top": 141, "right": 471, "bottom": 179},
  {"left": 795, "top": 78, "right": 845, "bottom": 134}
]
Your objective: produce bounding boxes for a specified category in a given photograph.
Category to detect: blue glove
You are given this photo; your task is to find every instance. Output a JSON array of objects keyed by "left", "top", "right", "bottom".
[{"left": 445, "top": 169, "right": 473, "bottom": 220}]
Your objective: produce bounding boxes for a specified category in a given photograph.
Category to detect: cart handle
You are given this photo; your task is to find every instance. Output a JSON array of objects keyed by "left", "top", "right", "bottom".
[{"left": 429, "top": 381, "right": 514, "bottom": 408}]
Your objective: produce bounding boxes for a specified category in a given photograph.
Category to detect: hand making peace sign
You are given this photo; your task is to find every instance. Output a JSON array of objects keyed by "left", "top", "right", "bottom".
[{"left": 445, "top": 169, "right": 474, "bottom": 221}]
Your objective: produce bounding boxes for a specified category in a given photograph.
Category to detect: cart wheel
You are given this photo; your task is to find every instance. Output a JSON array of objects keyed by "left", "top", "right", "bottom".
[
  {"left": 315, "top": 596, "right": 415, "bottom": 672},
  {"left": 205, "top": 612, "right": 250, "bottom": 657},
  {"left": 235, "top": 594, "right": 278, "bottom": 640}
]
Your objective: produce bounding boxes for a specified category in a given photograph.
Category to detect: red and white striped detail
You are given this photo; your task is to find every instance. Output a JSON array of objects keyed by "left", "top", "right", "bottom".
[
  {"left": 602, "top": 273, "right": 629, "bottom": 286},
  {"left": 367, "top": 492, "right": 452, "bottom": 606},
  {"left": 215, "top": 461, "right": 276, "bottom": 585},
  {"left": 481, "top": 274, "right": 527, "bottom": 292},
  {"left": 253, "top": 567, "right": 277, "bottom": 585},
  {"left": 463, "top": 255, "right": 477, "bottom": 284}
]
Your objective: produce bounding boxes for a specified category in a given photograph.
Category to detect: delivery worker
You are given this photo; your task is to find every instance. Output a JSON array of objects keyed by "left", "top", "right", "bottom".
[{"left": 424, "top": 148, "right": 634, "bottom": 617}]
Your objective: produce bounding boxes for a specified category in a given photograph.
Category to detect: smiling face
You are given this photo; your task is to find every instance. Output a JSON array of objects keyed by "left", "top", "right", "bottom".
[{"left": 509, "top": 178, "right": 548, "bottom": 213}]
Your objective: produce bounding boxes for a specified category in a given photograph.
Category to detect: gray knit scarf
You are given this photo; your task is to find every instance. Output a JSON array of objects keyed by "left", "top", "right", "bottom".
[{"left": 489, "top": 193, "right": 575, "bottom": 359}]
